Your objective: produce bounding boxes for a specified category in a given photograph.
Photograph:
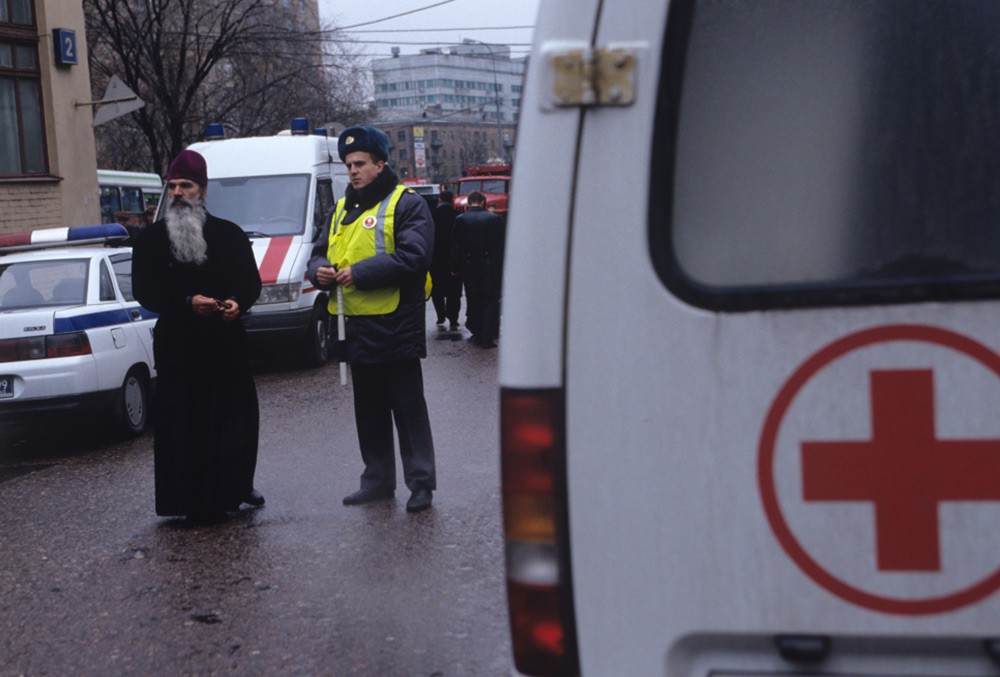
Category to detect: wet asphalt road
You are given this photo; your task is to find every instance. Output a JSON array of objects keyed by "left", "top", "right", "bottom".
[{"left": 0, "top": 314, "right": 509, "bottom": 676}]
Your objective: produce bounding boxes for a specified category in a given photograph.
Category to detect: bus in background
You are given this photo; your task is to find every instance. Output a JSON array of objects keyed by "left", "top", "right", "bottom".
[{"left": 97, "top": 169, "right": 163, "bottom": 227}]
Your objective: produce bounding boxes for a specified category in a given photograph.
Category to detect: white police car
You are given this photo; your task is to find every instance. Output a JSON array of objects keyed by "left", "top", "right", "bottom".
[{"left": 0, "top": 224, "right": 157, "bottom": 436}]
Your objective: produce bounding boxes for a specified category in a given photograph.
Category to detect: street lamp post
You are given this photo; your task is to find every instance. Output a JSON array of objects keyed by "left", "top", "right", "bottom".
[{"left": 467, "top": 40, "right": 505, "bottom": 162}]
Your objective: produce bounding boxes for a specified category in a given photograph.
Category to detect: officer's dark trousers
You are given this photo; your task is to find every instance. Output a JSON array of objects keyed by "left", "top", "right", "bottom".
[
  {"left": 431, "top": 272, "right": 461, "bottom": 325},
  {"left": 350, "top": 358, "right": 436, "bottom": 493}
]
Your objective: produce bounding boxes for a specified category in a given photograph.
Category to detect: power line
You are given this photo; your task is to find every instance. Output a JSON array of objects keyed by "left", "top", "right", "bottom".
[
  {"left": 344, "top": 38, "right": 532, "bottom": 47},
  {"left": 338, "top": 0, "right": 461, "bottom": 31},
  {"left": 342, "top": 26, "right": 534, "bottom": 34}
]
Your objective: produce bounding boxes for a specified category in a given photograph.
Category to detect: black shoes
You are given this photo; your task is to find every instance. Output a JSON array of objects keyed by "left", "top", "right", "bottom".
[
  {"left": 406, "top": 488, "right": 433, "bottom": 513},
  {"left": 343, "top": 486, "right": 395, "bottom": 505},
  {"left": 342, "top": 486, "right": 430, "bottom": 511},
  {"left": 244, "top": 488, "right": 265, "bottom": 507}
]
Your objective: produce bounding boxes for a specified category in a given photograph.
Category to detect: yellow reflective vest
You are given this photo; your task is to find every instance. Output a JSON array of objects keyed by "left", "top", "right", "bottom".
[{"left": 326, "top": 184, "right": 430, "bottom": 316}]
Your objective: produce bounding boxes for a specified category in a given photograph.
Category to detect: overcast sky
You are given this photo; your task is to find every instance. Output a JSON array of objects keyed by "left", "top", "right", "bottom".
[{"left": 318, "top": 0, "right": 541, "bottom": 61}]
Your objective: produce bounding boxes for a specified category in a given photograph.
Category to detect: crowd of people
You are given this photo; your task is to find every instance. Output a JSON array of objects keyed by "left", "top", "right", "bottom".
[
  {"left": 430, "top": 188, "right": 506, "bottom": 347},
  {"left": 134, "top": 125, "right": 505, "bottom": 523}
]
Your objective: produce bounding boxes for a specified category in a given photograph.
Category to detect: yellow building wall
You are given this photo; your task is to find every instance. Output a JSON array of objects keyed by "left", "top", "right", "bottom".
[{"left": 0, "top": 0, "right": 100, "bottom": 235}]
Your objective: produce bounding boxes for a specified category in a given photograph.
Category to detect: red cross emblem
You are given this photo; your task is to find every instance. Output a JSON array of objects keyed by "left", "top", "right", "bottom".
[
  {"left": 759, "top": 324, "right": 1000, "bottom": 615},
  {"left": 363, "top": 216, "right": 377, "bottom": 230}
]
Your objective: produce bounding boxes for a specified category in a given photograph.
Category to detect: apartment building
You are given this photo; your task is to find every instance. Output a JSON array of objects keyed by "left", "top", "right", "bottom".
[{"left": 372, "top": 40, "right": 525, "bottom": 182}]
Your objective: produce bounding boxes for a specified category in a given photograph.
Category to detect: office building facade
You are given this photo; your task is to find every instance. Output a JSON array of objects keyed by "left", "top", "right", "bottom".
[{"left": 372, "top": 40, "right": 525, "bottom": 182}]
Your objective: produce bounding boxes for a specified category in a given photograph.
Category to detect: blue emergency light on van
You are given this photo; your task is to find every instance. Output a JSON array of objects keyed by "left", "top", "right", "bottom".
[{"left": 205, "top": 122, "right": 225, "bottom": 140}]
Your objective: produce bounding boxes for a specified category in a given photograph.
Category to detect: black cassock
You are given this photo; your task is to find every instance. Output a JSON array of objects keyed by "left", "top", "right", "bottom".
[{"left": 133, "top": 214, "right": 262, "bottom": 516}]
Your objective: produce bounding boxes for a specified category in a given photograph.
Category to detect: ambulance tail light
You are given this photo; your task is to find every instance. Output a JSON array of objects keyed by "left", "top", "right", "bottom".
[{"left": 501, "top": 387, "right": 580, "bottom": 676}]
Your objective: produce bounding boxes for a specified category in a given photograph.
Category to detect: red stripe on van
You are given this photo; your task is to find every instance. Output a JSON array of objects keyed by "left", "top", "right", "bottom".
[{"left": 259, "top": 236, "right": 293, "bottom": 284}]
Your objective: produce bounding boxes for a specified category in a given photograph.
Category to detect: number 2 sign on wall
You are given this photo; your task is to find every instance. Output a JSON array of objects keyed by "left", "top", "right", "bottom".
[{"left": 52, "top": 28, "right": 77, "bottom": 67}]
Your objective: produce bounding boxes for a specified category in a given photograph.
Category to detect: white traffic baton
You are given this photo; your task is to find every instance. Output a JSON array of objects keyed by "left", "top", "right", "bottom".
[{"left": 336, "top": 285, "right": 347, "bottom": 385}]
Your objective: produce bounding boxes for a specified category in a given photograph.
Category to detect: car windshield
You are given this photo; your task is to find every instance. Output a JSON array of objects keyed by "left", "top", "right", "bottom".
[
  {"left": 205, "top": 174, "right": 310, "bottom": 236},
  {"left": 0, "top": 260, "right": 89, "bottom": 309}
]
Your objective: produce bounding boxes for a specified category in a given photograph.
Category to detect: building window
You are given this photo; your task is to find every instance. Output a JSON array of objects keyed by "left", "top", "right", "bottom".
[{"left": 0, "top": 0, "right": 47, "bottom": 176}]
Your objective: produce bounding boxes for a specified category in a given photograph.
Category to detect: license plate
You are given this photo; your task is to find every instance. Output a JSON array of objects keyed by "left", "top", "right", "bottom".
[{"left": 0, "top": 375, "right": 14, "bottom": 399}]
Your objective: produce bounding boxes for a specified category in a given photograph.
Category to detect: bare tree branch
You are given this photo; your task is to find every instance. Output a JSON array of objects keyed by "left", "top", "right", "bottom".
[{"left": 86, "top": 0, "right": 372, "bottom": 175}]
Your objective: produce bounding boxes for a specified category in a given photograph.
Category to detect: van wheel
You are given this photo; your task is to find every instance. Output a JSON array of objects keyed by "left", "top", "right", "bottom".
[
  {"left": 116, "top": 368, "right": 149, "bottom": 437},
  {"left": 304, "top": 303, "right": 331, "bottom": 367}
]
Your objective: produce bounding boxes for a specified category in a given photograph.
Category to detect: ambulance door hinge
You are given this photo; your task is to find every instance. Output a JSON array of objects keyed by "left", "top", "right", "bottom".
[{"left": 548, "top": 45, "right": 637, "bottom": 108}]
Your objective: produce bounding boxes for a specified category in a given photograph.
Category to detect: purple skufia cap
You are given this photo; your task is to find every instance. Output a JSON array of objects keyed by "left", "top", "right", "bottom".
[{"left": 166, "top": 149, "right": 208, "bottom": 187}]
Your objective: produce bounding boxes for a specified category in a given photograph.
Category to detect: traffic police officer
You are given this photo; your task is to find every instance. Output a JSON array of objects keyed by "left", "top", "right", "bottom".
[{"left": 307, "top": 125, "right": 437, "bottom": 513}]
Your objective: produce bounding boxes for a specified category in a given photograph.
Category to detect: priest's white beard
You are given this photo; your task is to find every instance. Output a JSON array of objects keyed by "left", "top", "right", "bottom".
[{"left": 165, "top": 193, "right": 208, "bottom": 264}]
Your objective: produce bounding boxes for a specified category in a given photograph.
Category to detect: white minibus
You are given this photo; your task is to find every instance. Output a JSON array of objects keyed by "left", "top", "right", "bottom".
[{"left": 182, "top": 120, "right": 348, "bottom": 366}]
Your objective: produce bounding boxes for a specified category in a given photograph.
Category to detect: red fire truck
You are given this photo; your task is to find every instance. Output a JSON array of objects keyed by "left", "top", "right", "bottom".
[{"left": 447, "top": 164, "right": 511, "bottom": 213}]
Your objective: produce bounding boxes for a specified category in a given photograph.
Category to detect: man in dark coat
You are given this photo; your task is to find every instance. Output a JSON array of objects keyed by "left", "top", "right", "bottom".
[
  {"left": 452, "top": 191, "right": 505, "bottom": 348},
  {"left": 307, "top": 125, "right": 437, "bottom": 513},
  {"left": 430, "top": 190, "right": 460, "bottom": 331},
  {"left": 133, "top": 150, "right": 263, "bottom": 522}
]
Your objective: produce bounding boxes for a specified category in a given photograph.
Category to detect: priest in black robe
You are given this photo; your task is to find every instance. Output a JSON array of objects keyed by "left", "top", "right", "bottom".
[{"left": 133, "top": 150, "right": 263, "bottom": 522}]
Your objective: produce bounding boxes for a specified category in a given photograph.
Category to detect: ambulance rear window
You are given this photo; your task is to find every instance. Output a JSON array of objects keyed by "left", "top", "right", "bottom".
[{"left": 652, "top": 0, "right": 1000, "bottom": 310}]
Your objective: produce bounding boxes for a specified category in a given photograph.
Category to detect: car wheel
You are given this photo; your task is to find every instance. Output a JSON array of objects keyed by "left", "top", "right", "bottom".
[
  {"left": 303, "top": 302, "right": 331, "bottom": 367},
  {"left": 116, "top": 368, "right": 149, "bottom": 437}
]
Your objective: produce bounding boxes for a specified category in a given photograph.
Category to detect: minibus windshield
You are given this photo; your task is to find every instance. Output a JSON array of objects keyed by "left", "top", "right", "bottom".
[{"left": 205, "top": 175, "right": 310, "bottom": 237}]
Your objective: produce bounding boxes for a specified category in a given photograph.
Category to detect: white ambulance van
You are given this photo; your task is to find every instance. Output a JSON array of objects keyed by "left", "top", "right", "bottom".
[
  {"left": 183, "top": 120, "right": 348, "bottom": 366},
  {"left": 500, "top": 1, "right": 1000, "bottom": 675}
]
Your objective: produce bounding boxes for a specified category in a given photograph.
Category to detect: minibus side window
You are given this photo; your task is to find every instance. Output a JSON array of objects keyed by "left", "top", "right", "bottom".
[
  {"left": 652, "top": 0, "right": 1000, "bottom": 310},
  {"left": 313, "top": 179, "right": 334, "bottom": 239}
]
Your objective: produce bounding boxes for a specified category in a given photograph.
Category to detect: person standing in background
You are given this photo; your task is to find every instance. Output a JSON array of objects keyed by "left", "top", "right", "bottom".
[
  {"left": 452, "top": 191, "right": 505, "bottom": 348},
  {"left": 431, "top": 189, "right": 460, "bottom": 331}
]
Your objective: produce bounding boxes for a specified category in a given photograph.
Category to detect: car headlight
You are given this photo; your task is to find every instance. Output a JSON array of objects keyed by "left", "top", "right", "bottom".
[{"left": 257, "top": 282, "right": 301, "bottom": 305}]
